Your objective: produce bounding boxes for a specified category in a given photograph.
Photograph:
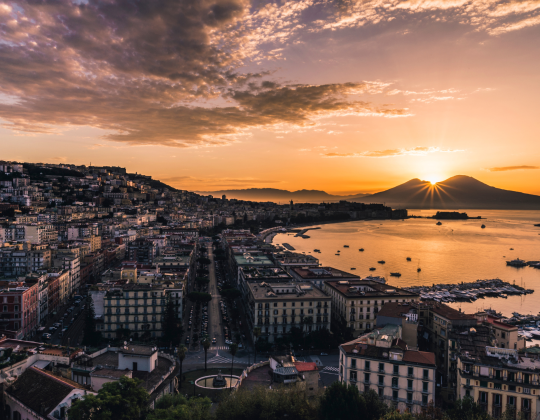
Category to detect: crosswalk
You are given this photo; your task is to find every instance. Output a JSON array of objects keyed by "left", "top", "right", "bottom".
[
  {"left": 207, "top": 354, "right": 233, "bottom": 364},
  {"left": 210, "top": 346, "right": 230, "bottom": 350},
  {"left": 322, "top": 366, "right": 339, "bottom": 375}
]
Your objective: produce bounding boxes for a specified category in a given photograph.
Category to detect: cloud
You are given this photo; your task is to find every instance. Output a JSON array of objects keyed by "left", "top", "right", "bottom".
[
  {"left": 51, "top": 156, "right": 67, "bottom": 162},
  {"left": 323, "top": 146, "right": 464, "bottom": 158},
  {"left": 161, "top": 175, "right": 281, "bottom": 187},
  {"left": 487, "top": 165, "right": 540, "bottom": 172}
]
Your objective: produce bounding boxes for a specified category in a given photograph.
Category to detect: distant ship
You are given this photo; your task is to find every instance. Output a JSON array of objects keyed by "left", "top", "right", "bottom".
[
  {"left": 390, "top": 272, "right": 402, "bottom": 277},
  {"left": 335, "top": 253, "right": 340, "bottom": 256},
  {"left": 344, "top": 245, "right": 349, "bottom": 248},
  {"left": 506, "top": 258, "right": 527, "bottom": 267},
  {"left": 436, "top": 221, "right": 442, "bottom": 226},
  {"left": 351, "top": 268, "right": 356, "bottom": 270},
  {"left": 406, "top": 257, "right": 411, "bottom": 261},
  {"left": 359, "top": 248, "right": 364, "bottom": 252},
  {"left": 369, "top": 267, "right": 376, "bottom": 271},
  {"left": 378, "top": 260, "right": 386, "bottom": 264},
  {"left": 481, "top": 224, "right": 486, "bottom": 229},
  {"left": 417, "top": 268, "right": 421, "bottom": 272}
]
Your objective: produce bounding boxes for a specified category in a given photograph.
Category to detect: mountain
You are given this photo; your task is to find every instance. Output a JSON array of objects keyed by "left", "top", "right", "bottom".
[
  {"left": 196, "top": 188, "right": 369, "bottom": 203},
  {"left": 355, "top": 175, "right": 540, "bottom": 210}
]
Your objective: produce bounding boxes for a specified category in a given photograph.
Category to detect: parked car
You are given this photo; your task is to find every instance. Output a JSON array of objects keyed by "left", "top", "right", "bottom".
[
  {"left": 49, "top": 326, "right": 57, "bottom": 332},
  {"left": 42, "top": 333, "right": 52, "bottom": 340},
  {"left": 53, "top": 322, "right": 61, "bottom": 328}
]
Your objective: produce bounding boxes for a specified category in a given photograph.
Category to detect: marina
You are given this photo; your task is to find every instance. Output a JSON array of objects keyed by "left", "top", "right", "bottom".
[{"left": 405, "top": 279, "right": 533, "bottom": 303}]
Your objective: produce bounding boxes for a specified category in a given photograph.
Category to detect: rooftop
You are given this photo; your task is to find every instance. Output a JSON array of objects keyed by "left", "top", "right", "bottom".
[
  {"left": 247, "top": 281, "right": 330, "bottom": 301},
  {"left": 326, "top": 279, "right": 418, "bottom": 298},
  {"left": 291, "top": 266, "right": 360, "bottom": 280},
  {"left": 234, "top": 253, "right": 273, "bottom": 266}
]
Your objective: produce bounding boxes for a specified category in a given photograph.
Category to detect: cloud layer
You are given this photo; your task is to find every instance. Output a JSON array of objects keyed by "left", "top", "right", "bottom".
[
  {"left": 323, "top": 146, "right": 464, "bottom": 158},
  {"left": 488, "top": 165, "right": 540, "bottom": 172}
]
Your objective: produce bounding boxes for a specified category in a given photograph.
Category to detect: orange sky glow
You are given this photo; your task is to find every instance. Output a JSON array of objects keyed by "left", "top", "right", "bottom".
[{"left": 1, "top": 0, "right": 539, "bottom": 195}]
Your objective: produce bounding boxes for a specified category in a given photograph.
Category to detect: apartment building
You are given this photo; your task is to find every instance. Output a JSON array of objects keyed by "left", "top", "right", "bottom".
[
  {"left": 0, "top": 247, "right": 52, "bottom": 277},
  {"left": 127, "top": 239, "right": 158, "bottom": 264},
  {"left": 273, "top": 251, "right": 319, "bottom": 274},
  {"left": 475, "top": 311, "right": 526, "bottom": 350},
  {"left": 339, "top": 325, "right": 436, "bottom": 414},
  {"left": 457, "top": 345, "right": 540, "bottom": 420},
  {"left": 324, "top": 279, "right": 420, "bottom": 336},
  {"left": 98, "top": 284, "right": 174, "bottom": 340},
  {"left": 53, "top": 254, "right": 81, "bottom": 298},
  {"left": 0, "top": 282, "right": 39, "bottom": 339},
  {"left": 245, "top": 281, "right": 331, "bottom": 343},
  {"left": 290, "top": 266, "right": 359, "bottom": 289}
]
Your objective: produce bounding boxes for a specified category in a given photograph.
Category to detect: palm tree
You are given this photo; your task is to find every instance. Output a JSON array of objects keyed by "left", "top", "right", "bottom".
[
  {"left": 202, "top": 336, "right": 211, "bottom": 371},
  {"left": 229, "top": 343, "right": 238, "bottom": 389},
  {"left": 253, "top": 327, "right": 261, "bottom": 364},
  {"left": 177, "top": 344, "right": 187, "bottom": 389}
]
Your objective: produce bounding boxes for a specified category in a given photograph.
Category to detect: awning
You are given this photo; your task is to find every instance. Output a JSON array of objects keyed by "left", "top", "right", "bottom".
[{"left": 31, "top": 360, "right": 51, "bottom": 369}]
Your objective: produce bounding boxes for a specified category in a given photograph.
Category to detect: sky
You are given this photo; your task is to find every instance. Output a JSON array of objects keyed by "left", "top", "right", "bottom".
[{"left": 1, "top": 0, "right": 539, "bottom": 195}]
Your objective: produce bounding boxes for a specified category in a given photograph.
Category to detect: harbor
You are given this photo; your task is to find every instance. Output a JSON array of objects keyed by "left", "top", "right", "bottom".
[{"left": 404, "top": 278, "right": 533, "bottom": 303}]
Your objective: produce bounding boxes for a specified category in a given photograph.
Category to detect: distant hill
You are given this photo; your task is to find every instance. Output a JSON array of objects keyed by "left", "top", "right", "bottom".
[
  {"left": 355, "top": 175, "right": 540, "bottom": 210},
  {"left": 197, "top": 188, "right": 368, "bottom": 203}
]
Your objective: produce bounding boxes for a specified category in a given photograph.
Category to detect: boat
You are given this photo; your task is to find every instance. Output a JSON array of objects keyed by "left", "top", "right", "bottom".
[
  {"left": 481, "top": 224, "right": 486, "bottom": 229},
  {"left": 417, "top": 268, "right": 421, "bottom": 272},
  {"left": 506, "top": 258, "right": 527, "bottom": 267},
  {"left": 359, "top": 248, "right": 364, "bottom": 252},
  {"left": 406, "top": 257, "right": 411, "bottom": 261},
  {"left": 335, "top": 254, "right": 340, "bottom": 256},
  {"left": 510, "top": 248, "right": 514, "bottom": 250},
  {"left": 377, "top": 260, "right": 386, "bottom": 264},
  {"left": 369, "top": 267, "right": 376, "bottom": 271},
  {"left": 390, "top": 272, "right": 402, "bottom": 277},
  {"left": 337, "top": 250, "right": 340, "bottom": 252},
  {"left": 314, "top": 249, "right": 320, "bottom": 253},
  {"left": 436, "top": 221, "right": 442, "bottom": 226},
  {"left": 344, "top": 245, "right": 349, "bottom": 248},
  {"left": 351, "top": 268, "right": 356, "bottom": 270}
]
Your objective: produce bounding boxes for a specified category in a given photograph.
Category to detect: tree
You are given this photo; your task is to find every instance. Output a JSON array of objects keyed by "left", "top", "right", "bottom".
[
  {"left": 82, "top": 295, "right": 101, "bottom": 346},
  {"left": 195, "top": 277, "right": 210, "bottom": 290},
  {"left": 362, "top": 388, "right": 389, "bottom": 420},
  {"left": 68, "top": 376, "right": 148, "bottom": 420},
  {"left": 177, "top": 345, "right": 187, "bottom": 389},
  {"left": 198, "top": 257, "right": 211, "bottom": 265},
  {"left": 253, "top": 327, "right": 261, "bottom": 363},
  {"left": 187, "top": 292, "right": 212, "bottom": 305},
  {"left": 202, "top": 337, "right": 211, "bottom": 371},
  {"left": 229, "top": 343, "right": 238, "bottom": 389},
  {"left": 216, "top": 386, "right": 318, "bottom": 420},
  {"left": 163, "top": 294, "right": 183, "bottom": 346},
  {"left": 447, "top": 397, "right": 491, "bottom": 420},
  {"left": 320, "top": 381, "right": 366, "bottom": 420},
  {"left": 147, "top": 394, "right": 212, "bottom": 420},
  {"left": 220, "top": 288, "right": 242, "bottom": 302}
]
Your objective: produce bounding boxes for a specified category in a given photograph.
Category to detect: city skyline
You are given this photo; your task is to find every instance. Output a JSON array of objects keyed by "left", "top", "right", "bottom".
[{"left": 1, "top": 0, "right": 539, "bottom": 195}]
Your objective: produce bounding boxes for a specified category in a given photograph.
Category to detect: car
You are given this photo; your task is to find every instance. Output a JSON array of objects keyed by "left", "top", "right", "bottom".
[
  {"left": 49, "top": 326, "right": 57, "bottom": 332},
  {"left": 225, "top": 339, "right": 232, "bottom": 345},
  {"left": 320, "top": 352, "right": 328, "bottom": 356},
  {"left": 187, "top": 326, "right": 191, "bottom": 331},
  {"left": 42, "top": 333, "right": 52, "bottom": 340},
  {"left": 53, "top": 322, "right": 61, "bottom": 328},
  {"left": 238, "top": 343, "right": 243, "bottom": 349}
]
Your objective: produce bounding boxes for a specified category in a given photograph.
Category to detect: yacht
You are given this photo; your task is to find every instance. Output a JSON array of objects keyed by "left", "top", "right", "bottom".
[
  {"left": 406, "top": 257, "right": 412, "bottom": 261},
  {"left": 344, "top": 245, "right": 349, "bottom": 248},
  {"left": 351, "top": 268, "right": 356, "bottom": 270},
  {"left": 369, "top": 267, "right": 376, "bottom": 271},
  {"left": 481, "top": 224, "right": 486, "bottom": 229},
  {"left": 506, "top": 258, "right": 527, "bottom": 267},
  {"left": 390, "top": 272, "right": 402, "bottom": 277},
  {"left": 359, "top": 248, "right": 364, "bottom": 252},
  {"left": 377, "top": 260, "right": 386, "bottom": 264},
  {"left": 436, "top": 221, "right": 442, "bottom": 226},
  {"left": 417, "top": 268, "right": 421, "bottom": 272}
]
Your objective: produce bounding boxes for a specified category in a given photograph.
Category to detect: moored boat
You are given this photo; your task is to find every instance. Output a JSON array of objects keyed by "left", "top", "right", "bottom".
[{"left": 390, "top": 272, "right": 402, "bottom": 277}]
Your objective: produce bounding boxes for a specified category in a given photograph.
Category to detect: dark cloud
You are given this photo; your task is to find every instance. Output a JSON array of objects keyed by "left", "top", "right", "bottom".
[
  {"left": 488, "top": 165, "right": 540, "bottom": 172},
  {"left": 0, "top": 0, "right": 408, "bottom": 147}
]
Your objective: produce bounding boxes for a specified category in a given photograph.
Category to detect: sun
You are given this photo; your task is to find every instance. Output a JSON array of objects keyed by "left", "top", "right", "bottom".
[{"left": 425, "top": 175, "right": 443, "bottom": 185}]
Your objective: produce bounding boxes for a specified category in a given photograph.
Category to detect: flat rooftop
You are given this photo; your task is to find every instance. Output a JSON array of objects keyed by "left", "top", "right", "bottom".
[
  {"left": 291, "top": 266, "right": 360, "bottom": 280},
  {"left": 247, "top": 281, "right": 330, "bottom": 301},
  {"left": 325, "top": 279, "right": 418, "bottom": 298},
  {"left": 241, "top": 267, "right": 291, "bottom": 280},
  {"left": 234, "top": 253, "right": 274, "bottom": 266}
]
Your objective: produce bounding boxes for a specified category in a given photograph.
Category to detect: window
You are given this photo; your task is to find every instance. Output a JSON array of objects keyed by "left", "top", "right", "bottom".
[
  {"left": 524, "top": 374, "right": 530, "bottom": 384},
  {"left": 392, "top": 377, "right": 398, "bottom": 388},
  {"left": 422, "top": 395, "right": 428, "bottom": 405},
  {"left": 394, "top": 365, "right": 399, "bottom": 375},
  {"left": 407, "top": 379, "right": 413, "bottom": 390},
  {"left": 479, "top": 392, "right": 488, "bottom": 404},
  {"left": 408, "top": 367, "right": 413, "bottom": 377},
  {"left": 351, "top": 359, "right": 356, "bottom": 368},
  {"left": 379, "top": 362, "right": 385, "bottom": 373},
  {"left": 378, "top": 387, "right": 384, "bottom": 398},
  {"left": 423, "top": 382, "right": 429, "bottom": 393},
  {"left": 364, "top": 373, "right": 370, "bottom": 383},
  {"left": 407, "top": 392, "right": 413, "bottom": 403},
  {"left": 350, "top": 371, "right": 357, "bottom": 382},
  {"left": 365, "top": 361, "right": 371, "bottom": 371},
  {"left": 378, "top": 375, "right": 384, "bottom": 386},
  {"left": 423, "top": 369, "right": 429, "bottom": 380},
  {"left": 393, "top": 390, "right": 398, "bottom": 401}
]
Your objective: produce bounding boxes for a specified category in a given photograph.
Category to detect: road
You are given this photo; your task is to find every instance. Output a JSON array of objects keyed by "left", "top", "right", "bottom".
[{"left": 207, "top": 247, "right": 224, "bottom": 349}]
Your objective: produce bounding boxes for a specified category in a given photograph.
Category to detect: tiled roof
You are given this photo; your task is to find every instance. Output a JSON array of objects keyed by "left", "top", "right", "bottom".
[
  {"left": 294, "top": 362, "right": 318, "bottom": 372},
  {"left": 403, "top": 350, "right": 436, "bottom": 366},
  {"left": 377, "top": 302, "right": 413, "bottom": 318},
  {"left": 6, "top": 367, "right": 84, "bottom": 416}
]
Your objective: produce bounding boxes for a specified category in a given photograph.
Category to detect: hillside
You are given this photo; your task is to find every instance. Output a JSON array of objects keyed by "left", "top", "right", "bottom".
[
  {"left": 354, "top": 175, "right": 540, "bottom": 210},
  {"left": 196, "top": 188, "right": 368, "bottom": 203}
]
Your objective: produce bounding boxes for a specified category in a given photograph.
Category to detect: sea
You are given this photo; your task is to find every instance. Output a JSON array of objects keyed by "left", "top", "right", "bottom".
[{"left": 272, "top": 210, "right": 540, "bottom": 318}]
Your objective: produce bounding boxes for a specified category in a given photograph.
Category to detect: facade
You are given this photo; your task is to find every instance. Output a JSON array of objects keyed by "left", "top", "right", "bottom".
[
  {"left": 0, "top": 283, "right": 39, "bottom": 339},
  {"left": 0, "top": 248, "right": 52, "bottom": 277},
  {"left": 457, "top": 345, "right": 540, "bottom": 420},
  {"left": 245, "top": 281, "right": 331, "bottom": 343},
  {"left": 324, "top": 279, "right": 420, "bottom": 336},
  {"left": 339, "top": 325, "right": 436, "bottom": 414}
]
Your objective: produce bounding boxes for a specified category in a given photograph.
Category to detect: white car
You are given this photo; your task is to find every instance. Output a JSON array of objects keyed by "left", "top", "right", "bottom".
[{"left": 225, "top": 339, "right": 232, "bottom": 345}]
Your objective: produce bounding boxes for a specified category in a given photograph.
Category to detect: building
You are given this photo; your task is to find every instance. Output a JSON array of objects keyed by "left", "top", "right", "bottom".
[
  {"left": 71, "top": 344, "right": 177, "bottom": 407},
  {"left": 475, "top": 311, "right": 526, "bottom": 350},
  {"left": 324, "top": 279, "right": 420, "bottom": 336},
  {"left": 376, "top": 302, "right": 419, "bottom": 349},
  {"left": 127, "top": 239, "right": 157, "bottom": 264},
  {"left": 5, "top": 367, "right": 96, "bottom": 420},
  {"left": 0, "top": 282, "right": 39, "bottom": 339},
  {"left": 269, "top": 354, "right": 319, "bottom": 397},
  {"left": 0, "top": 247, "right": 52, "bottom": 277},
  {"left": 339, "top": 325, "right": 436, "bottom": 413},
  {"left": 457, "top": 343, "right": 540, "bottom": 420},
  {"left": 273, "top": 252, "right": 320, "bottom": 274},
  {"left": 245, "top": 281, "right": 331, "bottom": 343},
  {"left": 290, "top": 266, "right": 359, "bottom": 289}
]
